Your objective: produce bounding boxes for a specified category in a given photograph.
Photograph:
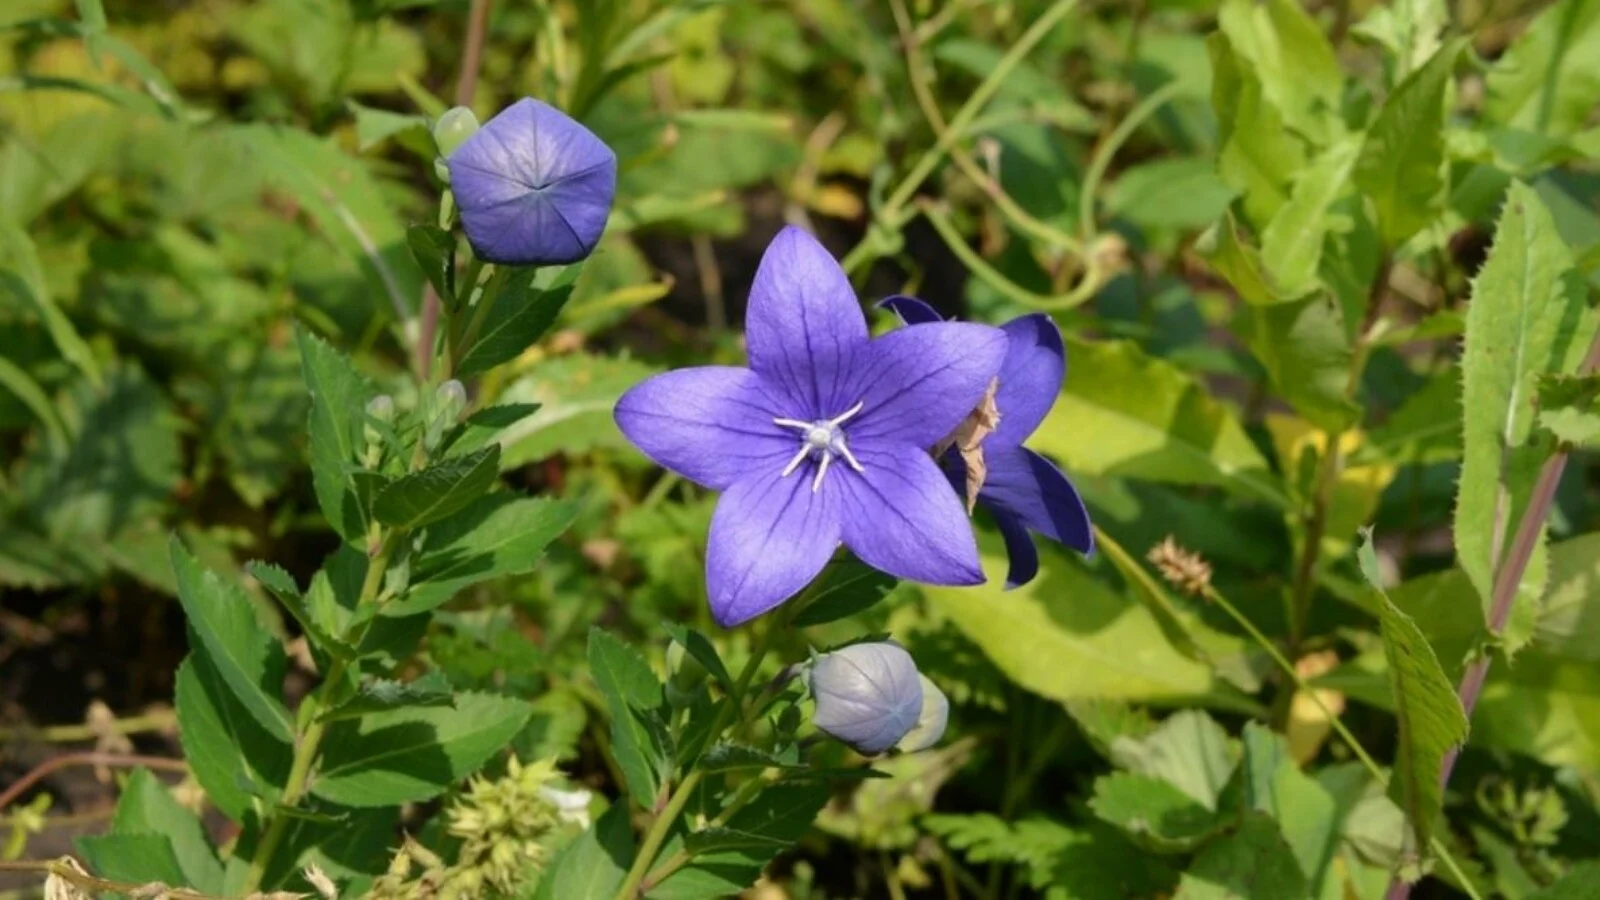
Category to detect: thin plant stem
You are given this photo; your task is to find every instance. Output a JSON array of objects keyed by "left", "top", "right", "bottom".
[
  {"left": 1384, "top": 325, "right": 1600, "bottom": 900},
  {"left": 0, "top": 710, "right": 176, "bottom": 744},
  {"left": 0, "top": 858, "right": 228, "bottom": 899},
  {"left": 0, "top": 753, "right": 187, "bottom": 815},
  {"left": 840, "top": 0, "right": 1080, "bottom": 276},
  {"left": 1077, "top": 80, "right": 1182, "bottom": 241}
]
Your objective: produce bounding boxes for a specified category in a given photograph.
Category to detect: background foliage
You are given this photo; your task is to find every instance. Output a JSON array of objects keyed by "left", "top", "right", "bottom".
[{"left": 3, "top": 0, "right": 1600, "bottom": 897}]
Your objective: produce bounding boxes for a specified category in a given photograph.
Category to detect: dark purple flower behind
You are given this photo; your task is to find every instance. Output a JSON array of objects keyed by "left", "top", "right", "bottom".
[{"left": 447, "top": 98, "right": 617, "bottom": 266}]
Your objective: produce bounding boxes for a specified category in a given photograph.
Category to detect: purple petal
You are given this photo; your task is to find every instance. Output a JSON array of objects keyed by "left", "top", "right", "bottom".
[
  {"left": 877, "top": 295, "right": 944, "bottom": 325},
  {"left": 706, "top": 469, "right": 841, "bottom": 627},
  {"left": 992, "top": 509, "right": 1041, "bottom": 589},
  {"left": 743, "top": 226, "right": 869, "bottom": 417},
  {"left": 979, "top": 446, "right": 1094, "bottom": 557},
  {"left": 614, "top": 367, "right": 794, "bottom": 490},
  {"left": 448, "top": 98, "right": 617, "bottom": 266},
  {"left": 841, "top": 322, "right": 1009, "bottom": 448},
  {"left": 835, "top": 445, "right": 984, "bottom": 586},
  {"left": 990, "top": 314, "right": 1066, "bottom": 450}
]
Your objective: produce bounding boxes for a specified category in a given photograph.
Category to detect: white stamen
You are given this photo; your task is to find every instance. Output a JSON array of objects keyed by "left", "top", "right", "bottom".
[{"left": 771, "top": 400, "right": 867, "bottom": 491}]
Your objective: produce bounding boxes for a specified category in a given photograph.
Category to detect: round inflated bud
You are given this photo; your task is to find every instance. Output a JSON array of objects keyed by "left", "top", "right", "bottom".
[
  {"left": 808, "top": 641, "right": 923, "bottom": 755},
  {"left": 432, "top": 106, "right": 480, "bottom": 158},
  {"left": 895, "top": 674, "right": 949, "bottom": 753}
]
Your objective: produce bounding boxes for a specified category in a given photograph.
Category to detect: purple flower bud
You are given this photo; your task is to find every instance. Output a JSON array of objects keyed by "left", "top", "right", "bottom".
[
  {"left": 809, "top": 642, "right": 923, "bottom": 755},
  {"left": 896, "top": 675, "right": 949, "bottom": 753},
  {"left": 446, "top": 98, "right": 617, "bottom": 267}
]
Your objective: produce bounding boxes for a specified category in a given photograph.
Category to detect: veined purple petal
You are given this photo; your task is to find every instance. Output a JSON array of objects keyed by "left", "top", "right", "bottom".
[
  {"left": 842, "top": 322, "right": 1008, "bottom": 449},
  {"left": 835, "top": 445, "right": 984, "bottom": 586},
  {"left": 744, "top": 226, "right": 869, "bottom": 417},
  {"left": 448, "top": 98, "right": 617, "bottom": 266},
  {"left": 614, "top": 367, "right": 794, "bottom": 490},
  {"left": 706, "top": 469, "right": 841, "bottom": 627},
  {"left": 979, "top": 446, "right": 1094, "bottom": 560},
  {"left": 877, "top": 294, "right": 944, "bottom": 325},
  {"left": 990, "top": 314, "right": 1066, "bottom": 450},
  {"left": 992, "top": 508, "right": 1041, "bottom": 589}
]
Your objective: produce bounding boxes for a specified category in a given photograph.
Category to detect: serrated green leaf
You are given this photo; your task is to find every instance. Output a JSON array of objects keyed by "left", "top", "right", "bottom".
[
  {"left": 398, "top": 493, "right": 575, "bottom": 615},
  {"left": 1198, "top": 210, "right": 1289, "bottom": 306},
  {"left": 316, "top": 671, "right": 454, "bottom": 723},
  {"left": 1237, "top": 724, "right": 1339, "bottom": 892},
  {"left": 1241, "top": 296, "right": 1361, "bottom": 431},
  {"left": 1110, "top": 710, "right": 1240, "bottom": 811},
  {"left": 246, "top": 560, "right": 333, "bottom": 648},
  {"left": 1208, "top": 33, "right": 1305, "bottom": 227},
  {"left": 1090, "top": 772, "right": 1231, "bottom": 854},
  {"left": 792, "top": 558, "right": 899, "bottom": 627},
  {"left": 1032, "top": 338, "right": 1285, "bottom": 507},
  {"left": 684, "top": 783, "right": 828, "bottom": 855},
  {"left": 1537, "top": 372, "right": 1600, "bottom": 447},
  {"left": 348, "top": 99, "right": 428, "bottom": 151},
  {"left": 170, "top": 539, "right": 293, "bottom": 742},
  {"left": 1216, "top": 0, "right": 1343, "bottom": 145},
  {"left": 77, "top": 833, "right": 188, "bottom": 887},
  {"left": 699, "top": 742, "right": 802, "bottom": 773},
  {"left": 661, "top": 621, "right": 734, "bottom": 690},
  {"left": 1366, "top": 372, "right": 1463, "bottom": 464},
  {"left": 311, "top": 690, "right": 532, "bottom": 806},
  {"left": 534, "top": 804, "right": 633, "bottom": 900},
  {"left": 1261, "top": 138, "right": 1360, "bottom": 297},
  {"left": 406, "top": 223, "right": 454, "bottom": 306},
  {"left": 1357, "top": 537, "right": 1468, "bottom": 860},
  {"left": 372, "top": 445, "right": 501, "bottom": 530},
  {"left": 0, "top": 220, "right": 100, "bottom": 387},
  {"left": 173, "top": 656, "right": 291, "bottom": 823},
  {"left": 296, "top": 327, "right": 378, "bottom": 543},
  {"left": 109, "top": 768, "right": 226, "bottom": 893},
  {"left": 1174, "top": 811, "right": 1309, "bottom": 899},
  {"left": 441, "top": 402, "right": 541, "bottom": 456},
  {"left": 1484, "top": 0, "right": 1600, "bottom": 139},
  {"left": 1530, "top": 861, "right": 1600, "bottom": 898},
  {"left": 1354, "top": 38, "right": 1466, "bottom": 248},
  {"left": 1352, "top": 0, "right": 1448, "bottom": 83},
  {"left": 1456, "top": 182, "right": 1596, "bottom": 654},
  {"left": 455, "top": 271, "right": 575, "bottom": 376},
  {"left": 587, "top": 628, "right": 668, "bottom": 807},
  {"left": 1533, "top": 532, "right": 1600, "bottom": 663}
]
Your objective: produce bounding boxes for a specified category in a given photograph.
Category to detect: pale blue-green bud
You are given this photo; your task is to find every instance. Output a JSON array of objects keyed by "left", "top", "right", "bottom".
[
  {"left": 437, "top": 379, "right": 467, "bottom": 419},
  {"left": 896, "top": 675, "right": 949, "bottom": 753},
  {"left": 809, "top": 642, "right": 923, "bottom": 755},
  {"left": 433, "top": 106, "right": 481, "bottom": 158}
]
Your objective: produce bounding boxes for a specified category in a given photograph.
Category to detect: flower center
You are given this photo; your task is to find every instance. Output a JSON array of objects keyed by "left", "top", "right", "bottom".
[{"left": 773, "top": 401, "right": 866, "bottom": 492}]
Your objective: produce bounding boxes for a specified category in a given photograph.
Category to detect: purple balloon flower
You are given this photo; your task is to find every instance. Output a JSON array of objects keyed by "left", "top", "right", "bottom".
[
  {"left": 809, "top": 642, "right": 924, "bottom": 755},
  {"left": 615, "top": 227, "right": 1008, "bottom": 627},
  {"left": 880, "top": 296, "right": 1094, "bottom": 588},
  {"left": 446, "top": 98, "right": 617, "bottom": 266}
]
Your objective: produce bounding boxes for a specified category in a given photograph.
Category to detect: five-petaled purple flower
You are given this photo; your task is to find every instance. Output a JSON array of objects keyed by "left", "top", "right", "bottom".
[
  {"left": 446, "top": 98, "right": 617, "bottom": 266},
  {"left": 615, "top": 227, "right": 1008, "bottom": 627},
  {"left": 881, "top": 296, "right": 1093, "bottom": 587}
]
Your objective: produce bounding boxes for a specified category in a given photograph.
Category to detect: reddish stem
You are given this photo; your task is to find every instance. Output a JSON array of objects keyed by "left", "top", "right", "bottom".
[{"left": 0, "top": 752, "right": 188, "bottom": 815}]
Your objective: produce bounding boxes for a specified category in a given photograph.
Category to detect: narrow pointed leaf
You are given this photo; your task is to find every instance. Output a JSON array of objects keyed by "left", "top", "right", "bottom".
[
  {"left": 296, "top": 328, "right": 377, "bottom": 543},
  {"left": 373, "top": 445, "right": 501, "bottom": 530}
]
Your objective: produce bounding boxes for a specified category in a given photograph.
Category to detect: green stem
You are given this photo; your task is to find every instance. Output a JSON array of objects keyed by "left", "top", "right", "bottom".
[
  {"left": 1077, "top": 80, "right": 1182, "bottom": 241},
  {"left": 240, "top": 537, "right": 394, "bottom": 895}
]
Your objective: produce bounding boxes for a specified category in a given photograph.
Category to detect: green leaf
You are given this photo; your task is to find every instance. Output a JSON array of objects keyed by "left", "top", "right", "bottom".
[
  {"left": 348, "top": 99, "right": 428, "bottom": 151},
  {"left": 246, "top": 560, "right": 333, "bottom": 648},
  {"left": 441, "top": 402, "right": 541, "bottom": 456},
  {"left": 1237, "top": 724, "right": 1339, "bottom": 892},
  {"left": 109, "top": 768, "right": 226, "bottom": 893},
  {"left": 1032, "top": 338, "right": 1285, "bottom": 507},
  {"left": 1357, "top": 536, "right": 1468, "bottom": 860},
  {"left": 398, "top": 493, "right": 575, "bottom": 615},
  {"left": 1174, "top": 812, "right": 1309, "bottom": 899},
  {"left": 1352, "top": 0, "right": 1448, "bottom": 83},
  {"left": 685, "top": 783, "right": 829, "bottom": 853},
  {"left": 0, "top": 221, "right": 100, "bottom": 387},
  {"left": 1484, "top": 0, "right": 1600, "bottom": 138},
  {"left": 661, "top": 621, "right": 734, "bottom": 690},
  {"left": 1533, "top": 532, "right": 1600, "bottom": 663},
  {"left": 1107, "top": 158, "right": 1237, "bottom": 232},
  {"left": 588, "top": 628, "right": 669, "bottom": 806},
  {"left": 316, "top": 671, "right": 454, "bottom": 723},
  {"left": 1260, "top": 137, "right": 1361, "bottom": 297},
  {"left": 924, "top": 548, "right": 1248, "bottom": 709},
  {"left": 406, "top": 223, "right": 455, "bottom": 307},
  {"left": 1366, "top": 371, "right": 1462, "bottom": 464},
  {"left": 1456, "top": 182, "right": 1596, "bottom": 654},
  {"left": 372, "top": 446, "right": 501, "bottom": 530},
  {"left": 296, "top": 327, "right": 378, "bottom": 543},
  {"left": 77, "top": 833, "right": 188, "bottom": 887},
  {"left": 311, "top": 690, "right": 533, "bottom": 806},
  {"left": 1216, "top": 0, "right": 1343, "bottom": 145},
  {"left": 534, "top": 804, "right": 634, "bottom": 900},
  {"left": 454, "top": 271, "right": 576, "bottom": 377},
  {"left": 1110, "top": 710, "right": 1240, "bottom": 810},
  {"left": 1207, "top": 33, "right": 1305, "bottom": 227},
  {"left": 1537, "top": 373, "right": 1600, "bottom": 447},
  {"left": 1090, "top": 772, "right": 1231, "bottom": 854},
  {"left": 699, "top": 742, "right": 802, "bottom": 773},
  {"left": 498, "top": 352, "right": 659, "bottom": 465},
  {"left": 1196, "top": 211, "right": 1291, "bottom": 306},
  {"left": 173, "top": 656, "right": 291, "bottom": 823},
  {"left": 1530, "top": 861, "right": 1600, "bottom": 898},
  {"left": 170, "top": 539, "right": 293, "bottom": 742},
  {"left": 1353, "top": 38, "right": 1466, "bottom": 248},
  {"left": 1240, "top": 296, "right": 1361, "bottom": 431},
  {"left": 791, "top": 558, "right": 899, "bottom": 627}
]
